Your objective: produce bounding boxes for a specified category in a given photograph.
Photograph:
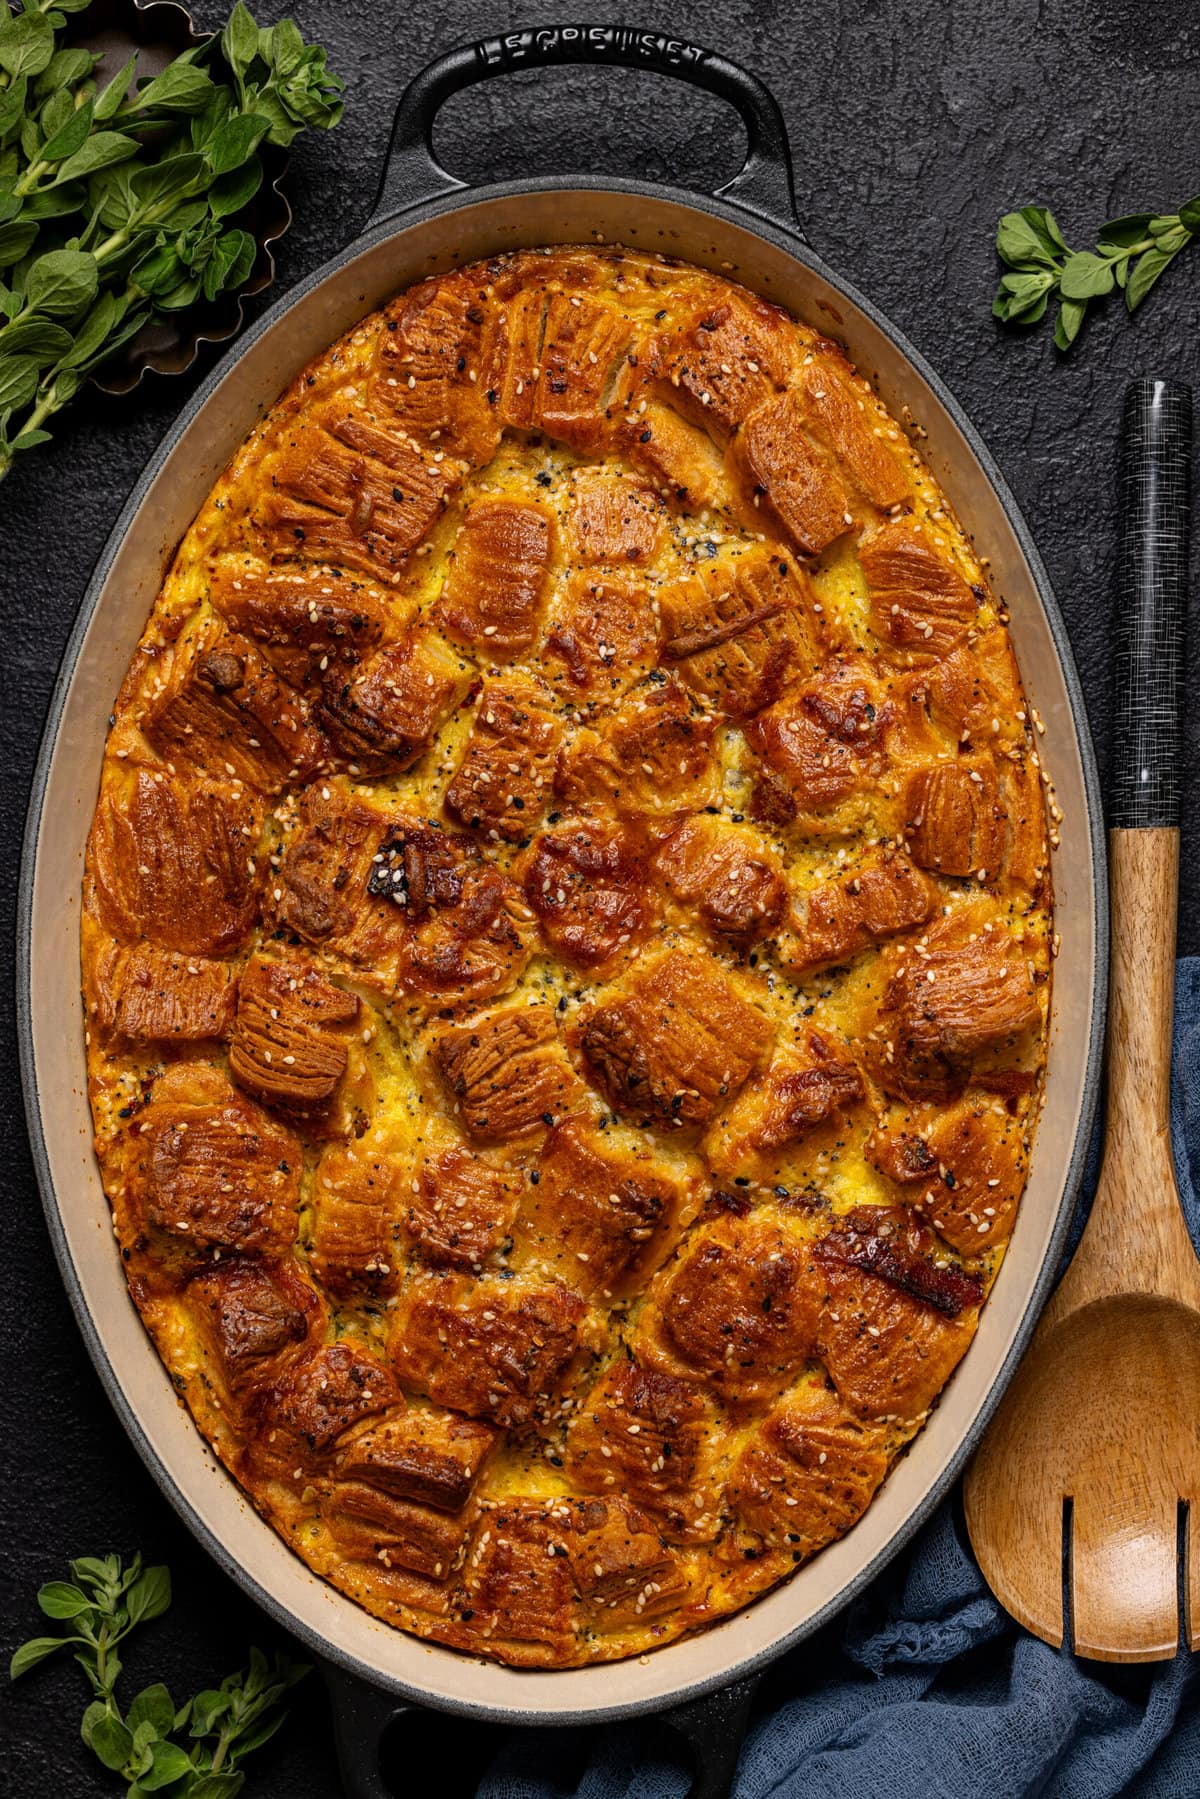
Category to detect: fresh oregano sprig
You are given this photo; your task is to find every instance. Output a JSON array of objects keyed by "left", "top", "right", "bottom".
[
  {"left": 11, "top": 1552, "right": 309, "bottom": 1797},
  {"left": 992, "top": 194, "right": 1200, "bottom": 350},
  {"left": 0, "top": 1, "right": 344, "bottom": 481}
]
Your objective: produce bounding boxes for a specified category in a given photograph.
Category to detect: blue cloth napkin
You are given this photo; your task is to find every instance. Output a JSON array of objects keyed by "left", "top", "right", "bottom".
[{"left": 478, "top": 960, "right": 1200, "bottom": 1799}]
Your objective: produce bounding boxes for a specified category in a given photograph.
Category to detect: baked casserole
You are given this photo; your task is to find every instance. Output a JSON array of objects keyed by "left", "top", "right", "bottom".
[{"left": 82, "top": 246, "right": 1052, "bottom": 1668}]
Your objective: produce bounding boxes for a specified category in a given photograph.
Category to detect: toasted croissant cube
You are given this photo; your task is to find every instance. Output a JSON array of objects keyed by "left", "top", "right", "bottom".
[
  {"left": 580, "top": 946, "right": 772, "bottom": 1126},
  {"left": 783, "top": 851, "right": 937, "bottom": 975},
  {"left": 654, "top": 814, "right": 787, "bottom": 944},
  {"left": 137, "top": 603, "right": 327, "bottom": 792},
  {"left": 370, "top": 273, "right": 500, "bottom": 465},
  {"left": 405, "top": 1145, "right": 522, "bottom": 1270},
  {"left": 434, "top": 497, "right": 553, "bottom": 658},
  {"left": 267, "top": 781, "right": 398, "bottom": 959},
  {"left": 650, "top": 294, "right": 791, "bottom": 440},
  {"left": 86, "top": 939, "right": 236, "bottom": 1044},
  {"left": 309, "top": 1140, "right": 403, "bottom": 1297},
  {"left": 512, "top": 1116, "right": 690, "bottom": 1297},
  {"left": 916, "top": 627, "right": 1025, "bottom": 749},
  {"left": 904, "top": 758, "right": 1006, "bottom": 879},
  {"left": 88, "top": 767, "right": 264, "bottom": 957},
  {"left": 563, "top": 1495, "right": 692, "bottom": 1625},
  {"left": 565, "top": 467, "right": 663, "bottom": 566},
  {"left": 813, "top": 1206, "right": 982, "bottom": 1422},
  {"left": 134, "top": 1072, "right": 303, "bottom": 1254},
  {"left": 658, "top": 549, "right": 817, "bottom": 719},
  {"left": 485, "top": 283, "right": 545, "bottom": 429},
  {"left": 318, "top": 629, "right": 470, "bottom": 774},
  {"left": 522, "top": 818, "right": 654, "bottom": 972},
  {"left": 619, "top": 396, "right": 726, "bottom": 511},
  {"left": 545, "top": 572, "right": 662, "bottom": 694},
  {"left": 730, "top": 1380, "right": 889, "bottom": 1553},
  {"left": 745, "top": 656, "right": 892, "bottom": 824},
  {"left": 443, "top": 675, "right": 562, "bottom": 842},
  {"left": 556, "top": 678, "right": 721, "bottom": 817},
  {"left": 325, "top": 1482, "right": 467, "bottom": 1582},
  {"left": 430, "top": 1002, "right": 583, "bottom": 1142},
  {"left": 334, "top": 1406, "right": 496, "bottom": 1511},
  {"left": 459, "top": 1502, "right": 580, "bottom": 1653},
  {"left": 187, "top": 1256, "right": 320, "bottom": 1399},
  {"left": 860, "top": 519, "right": 980, "bottom": 660},
  {"left": 706, "top": 1030, "right": 865, "bottom": 1181},
  {"left": 1001, "top": 750, "right": 1049, "bottom": 891},
  {"left": 865, "top": 1093, "right": 1028, "bottom": 1255},
  {"left": 868, "top": 909, "right": 1043, "bottom": 1098},
  {"left": 565, "top": 1359, "right": 719, "bottom": 1542},
  {"left": 532, "top": 292, "right": 629, "bottom": 450},
  {"left": 266, "top": 1341, "right": 403, "bottom": 1455},
  {"left": 639, "top": 1209, "right": 824, "bottom": 1408},
  {"left": 229, "top": 951, "right": 359, "bottom": 1113},
  {"left": 731, "top": 392, "right": 852, "bottom": 555},
  {"left": 797, "top": 358, "right": 911, "bottom": 508},
  {"left": 263, "top": 407, "right": 463, "bottom": 580},
  {"left": 207, "top": 557, "right": 389, "bottom": 691},
  {"left": 388, "top": 1271, "right": 589, "bottom": 1428},
  {"left": 395, "top": 857, "right": 534, "bottom": 1010}
]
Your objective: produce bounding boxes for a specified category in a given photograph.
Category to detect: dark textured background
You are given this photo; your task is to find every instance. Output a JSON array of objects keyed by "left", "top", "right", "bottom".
[{"left": 2, "top": 1, "right": 1198, "bottom": 1792}]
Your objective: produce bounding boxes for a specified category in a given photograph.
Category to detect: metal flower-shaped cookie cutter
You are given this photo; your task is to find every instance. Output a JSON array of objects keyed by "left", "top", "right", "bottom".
[{"left": 69, "top": 0, "right": 292, "bottom": 395}]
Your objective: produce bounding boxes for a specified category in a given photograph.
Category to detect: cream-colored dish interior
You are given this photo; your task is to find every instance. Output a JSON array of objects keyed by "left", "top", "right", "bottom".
[{"left": 24, "top": 188, "right": 1099, "bottom": 1721}]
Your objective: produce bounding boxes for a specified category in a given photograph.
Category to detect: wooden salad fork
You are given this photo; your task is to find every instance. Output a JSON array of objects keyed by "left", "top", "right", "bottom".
[{"left": 965, "top": 377, "right": 1197, "bottom": 1661}]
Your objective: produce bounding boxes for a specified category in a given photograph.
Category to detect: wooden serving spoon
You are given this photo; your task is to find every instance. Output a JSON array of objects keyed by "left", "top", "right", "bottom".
[{"left": 964, "top": 377, "right": 1197, "bottom": 1661}]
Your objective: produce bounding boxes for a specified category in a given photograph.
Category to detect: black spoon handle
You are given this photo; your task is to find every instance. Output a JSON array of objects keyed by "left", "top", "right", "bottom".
[{"left": 1109, "top": 378, "right": 1193, "bottom": 830}]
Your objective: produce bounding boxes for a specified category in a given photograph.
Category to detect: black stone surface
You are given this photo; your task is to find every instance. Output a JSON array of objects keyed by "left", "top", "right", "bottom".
[{"left": 2, "top": 2, "right": 1197, "bottom": 1793}]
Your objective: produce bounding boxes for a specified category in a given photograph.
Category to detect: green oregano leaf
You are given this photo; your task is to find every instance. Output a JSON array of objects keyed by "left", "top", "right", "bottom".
[
  {"left": 60, "top": 288, "right": 118, "bottom": 365},
  {"left": 1126, "top": 243, "right": 1184, "bottom": 311},
  {"left": 0, "top": 352, "right": 40, "bottom": 409},
  {"left": 1053, "top": 297, "right": 1087, "bottom": 350},
  {"left": 130, "top": 151, "right": 208, "bottom": 209},
  {"left": 128, "top": 61, "right": 216, "bottom": 116},
  {"left": 0, "top": 11, "right": 55, "bottom": 81},
  {"left": 208, "top": 154, "right": 262, "bottom": 218},
  {"left": 10, "top": 1635, "right": 68, "bottom": 1679},
  {"left": 1058, "top": 250, "right": 1116, "bottom": 300},
  {"left": 52, "top": 129, "right": 138, "bottom": 185},
  {"left": 138, "top": 1739, "right": 195, "bottom": 1790},
  {"left": 24, "top": 246, "right": 98, "bottom": 316},
  {"left": 0, "top": 319, "right": 72, "bottom": 363},
  {"left": 81, "top": 1701, "right": 134, "bottom": 1772},
  {"left": 1096, "top": 211, "right": 1154, "bottom": 248},
  {"left": 206, "top": 109, "right": 268, "bottom": 175},
  {"left": 34, "top": 46, "right": 97, "bottom": 99},
  {"left": 995, "top": 208, "right": 1065, "bottom": 269},
  {"left": 0, "top": 218, "right": 37, "bottom": 266},
  {"left": 126, "top": 1681, "right": 177, "bottom": 1738},
  {"left": 93, "top": 52, "right": 138, "bottom": 123},
  {"left": 40, "top": 95, "right": 94, "bottom": 163},
  {"left": 125, "top": 1565, "right": 172, "bottom": 1626},
  {"left": 222, "top": 2, "right": 262, "bottom": 81}
]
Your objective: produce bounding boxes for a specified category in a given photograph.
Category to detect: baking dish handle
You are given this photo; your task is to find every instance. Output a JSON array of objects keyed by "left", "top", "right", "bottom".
[
  {"left": 322, "top": 1657, "right": 761, "bottom": 1798},
  {"left": 370, "top": 24, "right": 802, "bottom": 239},
  {"left": 322, "top": 1659, "right": 416, "bottom": 1799}
]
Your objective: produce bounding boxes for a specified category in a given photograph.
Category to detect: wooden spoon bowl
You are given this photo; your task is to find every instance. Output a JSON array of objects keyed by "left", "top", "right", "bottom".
[{"left": 970, "top": 1290, "right": 1200, "bottom": 1660}]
